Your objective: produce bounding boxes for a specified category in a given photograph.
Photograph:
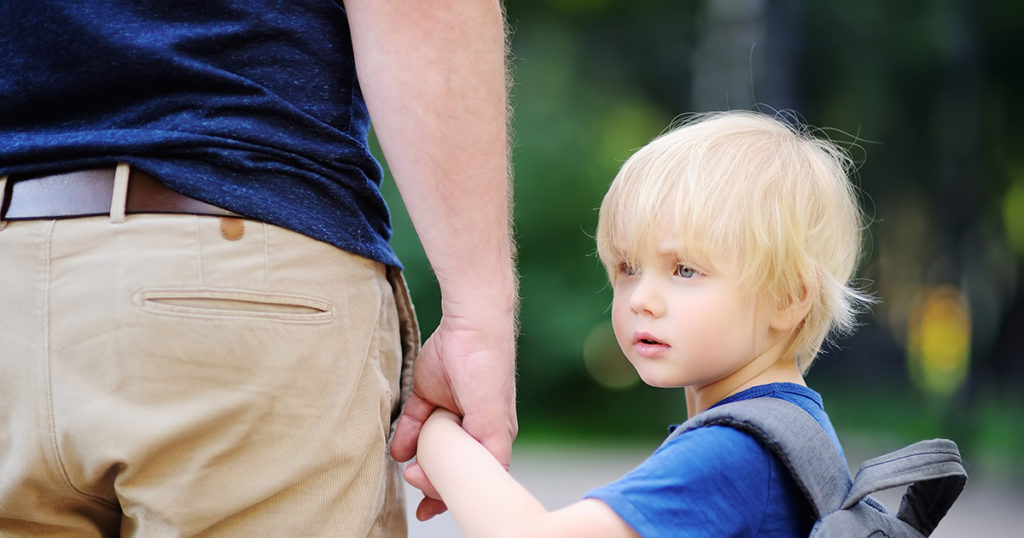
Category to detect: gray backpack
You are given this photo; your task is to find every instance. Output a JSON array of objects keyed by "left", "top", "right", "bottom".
[{"left": 670, "top": 397, "right": 967, "bottom": 537}]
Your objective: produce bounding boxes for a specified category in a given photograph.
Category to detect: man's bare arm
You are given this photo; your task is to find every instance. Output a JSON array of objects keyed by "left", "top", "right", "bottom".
[{"left": 345, "top": 0, "right": 518, "bottom": 518}]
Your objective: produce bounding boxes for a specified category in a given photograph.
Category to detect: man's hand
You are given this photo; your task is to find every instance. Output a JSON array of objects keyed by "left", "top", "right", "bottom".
[{"left": 392, "top": 306, "right": 517, "bottom": 520}]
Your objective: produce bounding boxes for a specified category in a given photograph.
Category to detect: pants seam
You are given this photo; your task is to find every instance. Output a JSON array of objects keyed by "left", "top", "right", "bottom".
[
  {"left": 376, "top": 275, "right": 395, "bottom": 427},
  {"left": 385, "top": 268, "right": 419, "bottom": 443},
  {"left": 44, "top": 220, "right": 119, "bottom": 509},
  {"left": 366, "top": 271, "right": 401, "bottom": 536}
]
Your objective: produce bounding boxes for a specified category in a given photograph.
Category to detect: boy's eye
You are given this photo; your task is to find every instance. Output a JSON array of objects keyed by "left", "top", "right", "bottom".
[
  {"left": 618, "top": 262, "right": 638, "bottom": 276},
  {"left": 675, "top": 265, "right": 699, "bottom": 279}
]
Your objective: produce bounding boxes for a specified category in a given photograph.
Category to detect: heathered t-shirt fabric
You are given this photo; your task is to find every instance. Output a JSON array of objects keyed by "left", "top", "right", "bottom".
[{"left": 0, "top": 0, "right": 399, "bottom": 267}]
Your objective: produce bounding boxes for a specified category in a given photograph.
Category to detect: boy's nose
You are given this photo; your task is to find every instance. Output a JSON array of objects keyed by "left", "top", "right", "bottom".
[{"left": 628, "top": 277, "right": 665, "bottom": 317}]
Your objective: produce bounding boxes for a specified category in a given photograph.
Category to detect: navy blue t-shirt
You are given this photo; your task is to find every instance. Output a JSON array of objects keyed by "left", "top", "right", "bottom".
[
  {"left": 586, "top": 383, "right": 845, "bottom": 537},
  {"left": 0, "top": 0, "right": 399, "bottom": 267}
]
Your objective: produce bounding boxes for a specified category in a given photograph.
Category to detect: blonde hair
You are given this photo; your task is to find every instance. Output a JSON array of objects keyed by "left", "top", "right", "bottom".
[{"left": 596, "top": 110, "right": 871, "bottom": 371}]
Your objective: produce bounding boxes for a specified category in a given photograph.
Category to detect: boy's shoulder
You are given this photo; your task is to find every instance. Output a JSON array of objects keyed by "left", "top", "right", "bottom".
[
  {"left": 585, "top": 387, "right": 818, "bottom": 536},
  {"left": 654, "top": 383, "right": 828, "bottom": 481},
  {"left": 674, "top": 390, "right": 968, "bottom": 537},
  {"left": 671, "top": 379, "right": 839, "bottom": 454},
  {"left": 702, "top": 382, "right": 844, "bottom": 454},
  {"left": 658, "top": 419, "right": 776, "bottom": 474}
]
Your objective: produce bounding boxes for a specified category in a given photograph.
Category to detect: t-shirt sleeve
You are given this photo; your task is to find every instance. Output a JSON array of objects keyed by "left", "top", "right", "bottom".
[{"left": 584, "top": 425, "right": 774, "bottom": 537}]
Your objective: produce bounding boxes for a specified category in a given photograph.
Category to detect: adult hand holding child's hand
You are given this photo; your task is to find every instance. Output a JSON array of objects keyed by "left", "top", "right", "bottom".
[{"left": 391, "top": 307, "right": 518, "bottom": 521}]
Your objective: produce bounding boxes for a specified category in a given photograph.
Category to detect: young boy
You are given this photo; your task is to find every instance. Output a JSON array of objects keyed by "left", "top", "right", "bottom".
[{"left": 405, "top": 110, "right": 871, "bottom": 537}]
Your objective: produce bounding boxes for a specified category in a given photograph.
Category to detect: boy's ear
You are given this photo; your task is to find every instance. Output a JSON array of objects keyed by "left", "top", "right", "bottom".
[{"left": 770, "top": 284, "right": 814, "bottom": 332}]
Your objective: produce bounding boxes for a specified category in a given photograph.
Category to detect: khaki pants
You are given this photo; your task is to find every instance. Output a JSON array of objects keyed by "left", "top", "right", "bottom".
[{"left": 0, "top": 206, "right": 418, "bottom": 536}]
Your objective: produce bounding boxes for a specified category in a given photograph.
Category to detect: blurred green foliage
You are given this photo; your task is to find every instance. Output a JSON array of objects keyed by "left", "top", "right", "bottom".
[{"left": 378, "top": 0, "right": 1024, "bottom": 473}]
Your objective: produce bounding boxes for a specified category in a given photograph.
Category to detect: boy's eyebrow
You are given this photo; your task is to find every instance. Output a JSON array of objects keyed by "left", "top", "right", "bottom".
[
  {"left": 655, "top": 239, "right": 688, "bottom": 258},
  {"left": 655, "top": 242, "right": 677, "bottom": 253},
  {"left": 654, "top": 240, "right": 722, "bottom": 272}
]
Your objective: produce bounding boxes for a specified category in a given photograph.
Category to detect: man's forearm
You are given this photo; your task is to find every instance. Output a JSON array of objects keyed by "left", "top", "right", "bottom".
[{"left": 346, "top": 0, "right": 515, "bottom": 311}]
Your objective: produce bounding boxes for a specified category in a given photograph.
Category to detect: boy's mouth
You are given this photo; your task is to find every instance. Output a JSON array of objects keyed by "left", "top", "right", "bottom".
[
  {"left": 633, "top": 332, "right": 666, "bottom": 346},
  {"left": 633, "top": 331, "right": 669, "bottom": 358}
]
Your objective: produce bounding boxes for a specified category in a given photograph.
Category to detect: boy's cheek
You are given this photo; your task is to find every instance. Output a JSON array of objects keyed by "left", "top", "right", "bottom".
[{"left": 609, "top": 301, "right": 627, "bottom": 331}]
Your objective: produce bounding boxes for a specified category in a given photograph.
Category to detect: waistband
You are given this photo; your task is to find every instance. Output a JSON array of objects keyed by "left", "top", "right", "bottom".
[{"left": 0, "top": 165, "right": 238, "bottom": 221}]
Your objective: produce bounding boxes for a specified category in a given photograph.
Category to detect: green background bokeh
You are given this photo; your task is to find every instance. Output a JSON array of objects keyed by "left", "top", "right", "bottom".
[{"left": 378, "top": 0, "right": 1024, "bottom": 478}]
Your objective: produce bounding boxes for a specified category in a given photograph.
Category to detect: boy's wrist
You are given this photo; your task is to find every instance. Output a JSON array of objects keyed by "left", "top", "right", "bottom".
[
  {"left": 419, "top": 409, "right": 465, "bottom": 475},
  {"left": 421, "top": 408, "right": 460, "bottom": 447},
  {"left": 427, "top": 408, "right": 462, "bottom": 427}
]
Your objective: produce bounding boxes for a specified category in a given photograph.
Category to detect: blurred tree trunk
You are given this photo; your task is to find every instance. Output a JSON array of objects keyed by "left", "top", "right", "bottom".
[{"left": 691, "top": 0, "right": 802, "bottom": 112}]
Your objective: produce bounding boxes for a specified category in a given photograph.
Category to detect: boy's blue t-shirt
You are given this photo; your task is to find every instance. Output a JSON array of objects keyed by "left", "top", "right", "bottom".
[{"left": 585, "top": 383, "right": 844, "bottom": 537}]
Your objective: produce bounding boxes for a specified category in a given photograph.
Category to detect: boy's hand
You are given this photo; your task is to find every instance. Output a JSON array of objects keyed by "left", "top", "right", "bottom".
[
  {"left": 403, "top": 462, "right": 446, "bottom": 520},
  {"left": 403, "top": 409, "right": 463, "bottom": 520}
]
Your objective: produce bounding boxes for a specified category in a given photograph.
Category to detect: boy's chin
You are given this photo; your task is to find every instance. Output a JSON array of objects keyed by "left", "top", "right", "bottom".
[{"left": 634, "top": 369, "right": 686, "bottom": 389}]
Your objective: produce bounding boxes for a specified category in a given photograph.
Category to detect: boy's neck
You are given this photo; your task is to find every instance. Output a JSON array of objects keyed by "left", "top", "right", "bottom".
[{"left": 685, "top": 355, "right": 806, "bottom": 418}]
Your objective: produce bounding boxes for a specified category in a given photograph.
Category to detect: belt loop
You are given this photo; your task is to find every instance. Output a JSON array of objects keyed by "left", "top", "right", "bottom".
[
  {"left": 109, "top": 163, "right": 130, "bottom": 224},
  {"left": 0, "top": 175, "right": 8, "bottom": 230}
]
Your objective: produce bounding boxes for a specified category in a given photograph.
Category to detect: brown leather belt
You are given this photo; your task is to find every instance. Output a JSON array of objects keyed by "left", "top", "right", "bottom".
[{"left": 1, "top": 167, "right": 238, "bottom": 220}]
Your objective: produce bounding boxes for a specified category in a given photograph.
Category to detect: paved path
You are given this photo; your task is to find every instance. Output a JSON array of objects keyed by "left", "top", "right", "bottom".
[{"left": 405, "top": 442, "right": 1024, "bottom": 537}]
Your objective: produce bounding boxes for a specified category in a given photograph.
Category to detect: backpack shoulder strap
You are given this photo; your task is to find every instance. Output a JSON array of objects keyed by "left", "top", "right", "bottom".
[
  {"left": 844, "top": 439, "right": 967, "bottom": 536},
  {"left": 670, "top": 397, "right": 852, "bottom": 518}
]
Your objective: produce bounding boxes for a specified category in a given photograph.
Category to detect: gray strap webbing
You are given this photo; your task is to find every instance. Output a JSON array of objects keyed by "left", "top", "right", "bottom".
[
  {"left": 670, "top": 397, "right": 852, "bottom": 519},
  {"left": 672, "top": 398, "right": 967, "bottom": 536},
  {"left": 848, "top": 439, "right": 966, "bottom": 535}
]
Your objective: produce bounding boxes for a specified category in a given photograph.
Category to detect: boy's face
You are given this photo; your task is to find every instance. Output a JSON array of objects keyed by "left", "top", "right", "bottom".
[{"left": 610, "top": 223, "right": 783, "bottom": 391}]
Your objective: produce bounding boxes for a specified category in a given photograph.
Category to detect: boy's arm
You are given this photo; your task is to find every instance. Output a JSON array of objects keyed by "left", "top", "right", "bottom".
[{"left": 414, "top": 410, "right": 641, "bottom": 538}]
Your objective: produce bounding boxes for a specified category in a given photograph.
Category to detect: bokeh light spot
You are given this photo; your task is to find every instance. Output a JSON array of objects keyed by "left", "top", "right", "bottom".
[
  {"left": 582, "top": 321, "right": 639, "bottom": 390},
  {"left": 1002, "top": 179, "right": 1024, "bottom": 257},
  {"left": 907, "top": 285, "right": 971, "bottom": 397}
]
